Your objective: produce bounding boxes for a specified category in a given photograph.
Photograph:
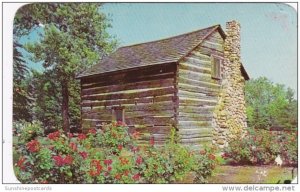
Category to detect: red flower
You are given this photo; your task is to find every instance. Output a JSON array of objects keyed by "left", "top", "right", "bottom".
[
  {"left": 123, "top": 170, "right": 130, "bottom": 176},
  {"left": 89, "top": 160, "right": 102, "bottom": 177},
  {"left": 118, "top": 144, "right": 123, "bottom": 151},
  {"left": 69, "top": 142, "right": 77, "bottom": 151},
  {"left": 131, "top": 146, "right": 140, "bottom": 153},
  {"left": 78, "top": 133, "right": 87, "bottom": 140},
  {"left": 68, "top": 132, "right": 73, "bottom": 138},
  {"left": 131, "top": 131, "right": 140, "bottom": 139},
  {"left": 40, "top": 180, "right": 48, "bottom": 184},
  {"left": 53, "top": 155, "right": 64, "bottom": 166},
  {"left": 104, "top": 159, "right": 113, "bottom": 165},
  {"left": 221, "top": 153, "right": 229, "bottom": 159},
  {"left": 115, "top": 173, "right": 122, "bottom": 180},
  {"left": 132, "top": 173, "right": 140, "bottom": 181},
  {"left": 136, "top": 156, "right": 143, "bottom": 165},
  {"left": 117, "top": 121, "right": 126, "bottom": 127},
  {"left": 26, "top": 140, "right": 40, "bottom": 152},
  {"left": 88, "top": 128, "right": 97, "bottom": 135},
  {"left": 149, "top": 137, "right": 155, "bottom": 146},
  {"left": 208, "top": 154, "right": 216, "bottom": 160},
  {"left": 63, "top": 155, "right": 73, "bottom": 165},
  {"left": 107, "top": 166, "right": 112, "bottom": 172},
  {"left": 200, "top": 150, "right": 206, "bottom": 155},
  {"left": 79, "top": 151, "right": 88, "bottom": 159},
  {"left": 47, "top": 131, "right": 60, "bottom": 140},
  {"left": 17, "top": 156, "right": 26, "bottom": 170},
  {"left": 48, "top": 145, "right": 54, "bottom": 150}
]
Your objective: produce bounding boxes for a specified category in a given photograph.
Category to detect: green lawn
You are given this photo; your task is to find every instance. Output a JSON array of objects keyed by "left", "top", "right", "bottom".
[{"left": 207, "top": 165, "right": 297, "bottom": 184}]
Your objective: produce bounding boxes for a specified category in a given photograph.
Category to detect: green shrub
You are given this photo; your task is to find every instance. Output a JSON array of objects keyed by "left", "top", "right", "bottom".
[
  {"left": 14, "top": 120, "right": 44, "bottom": 144},
  {"left": 14, "top": 122, "right": 218, "bottom": 183},
  {"left": 223, "top": 128, "right": 297, "bottom": 166}
]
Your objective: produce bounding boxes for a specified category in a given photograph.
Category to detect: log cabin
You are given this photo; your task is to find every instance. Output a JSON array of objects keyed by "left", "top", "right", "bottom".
[{"left": 76, "top": 20, "right": 249, "bottom": 148}]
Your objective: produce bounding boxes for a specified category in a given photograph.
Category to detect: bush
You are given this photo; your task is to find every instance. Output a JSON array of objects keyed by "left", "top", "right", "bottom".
[
  {"left": 14, "top": 122, "right": 218, "bottom": 183},
  {"left": 14, "top": 121, "right": 44, "bottom": 144},
  {"left": 223, "top": 128, "right": 297, "bottom": 166}
]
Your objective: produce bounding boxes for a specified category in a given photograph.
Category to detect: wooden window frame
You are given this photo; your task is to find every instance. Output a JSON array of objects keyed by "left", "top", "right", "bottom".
[
  {"left": 211, "top": 55, "right": 223, "bottom": 80},
  {"left": 112, "top": 106, "right": 125, "bottom": 122}
]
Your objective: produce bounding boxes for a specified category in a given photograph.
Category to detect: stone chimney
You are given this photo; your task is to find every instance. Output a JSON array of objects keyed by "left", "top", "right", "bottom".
[{"left": 212, "top": 21, "right": 247, "bottom": 148}]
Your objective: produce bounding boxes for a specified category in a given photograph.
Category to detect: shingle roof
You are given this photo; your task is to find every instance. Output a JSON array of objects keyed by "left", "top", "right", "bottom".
[{"left": 77, "top": 25, "right": 224, "bottom": 78}]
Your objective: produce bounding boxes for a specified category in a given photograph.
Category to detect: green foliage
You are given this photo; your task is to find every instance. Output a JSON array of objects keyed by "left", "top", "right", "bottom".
[
  {"left": 223, "top": 128, "right": 297, "bottom": 166},
  {"left": 193, "top": 147, "right": 218, "bottom": 183},
  {"left": 29, "top": 70, "right": 63, "bottom": 130},
  {"left": 13, "top": 41, "right": 33, "bottom": 122},
  {"left": 14, "top": 3, "right": 117, "bottom": 131},
  {"left": 14, "top": 123, "right": 218, "bottom": 184},
  {"left": 245, "top": 77, "right": 297, "bottom": 130},
  {"left": 15, "top": 120, "right": 44, "bottom": 144}
]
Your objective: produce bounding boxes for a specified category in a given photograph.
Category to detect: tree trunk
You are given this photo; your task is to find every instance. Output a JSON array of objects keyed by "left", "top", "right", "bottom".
[{"left": 62, "top": 81, "right": 70, "bottom": 133}]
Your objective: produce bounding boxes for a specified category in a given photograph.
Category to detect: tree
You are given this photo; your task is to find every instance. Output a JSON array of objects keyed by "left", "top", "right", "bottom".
[
  {"left": 17, "top": 3, "right": 117, "bottom": 132},
  {"left": 13, "top": 41, "right": 33, "bottom": 121},
  {"left": 245, "top": 77, "right": 297, "bottom": 130},
  {"left": 29, "top": 70, "right": 62, "bottom": 130}
]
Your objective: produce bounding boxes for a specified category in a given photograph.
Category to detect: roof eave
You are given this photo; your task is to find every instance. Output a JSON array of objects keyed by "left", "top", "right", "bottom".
[
  {"left": 241, "top": 64, "right": 250, "bottom": 80},
  {"left": 76, "top": 61, "right": 178, "bottom": 79}
]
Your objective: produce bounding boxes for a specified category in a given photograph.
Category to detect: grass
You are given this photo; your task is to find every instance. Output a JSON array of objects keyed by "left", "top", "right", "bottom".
[{"left": 208, "top": 165, "right": 297, "bottom": 184}]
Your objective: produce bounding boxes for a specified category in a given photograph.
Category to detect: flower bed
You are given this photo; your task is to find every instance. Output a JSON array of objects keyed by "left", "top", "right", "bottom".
[
  {"left": 222, "top": 128, "right": 297, "bottom": 166},
  {"left": 14, "top": 121, "right": 218, "bottom": 184}
]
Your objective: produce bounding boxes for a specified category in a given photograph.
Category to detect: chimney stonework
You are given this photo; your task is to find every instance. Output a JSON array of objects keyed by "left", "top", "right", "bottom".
[{"left": 212, "top": 21, "right": 248, "bottom": 148}]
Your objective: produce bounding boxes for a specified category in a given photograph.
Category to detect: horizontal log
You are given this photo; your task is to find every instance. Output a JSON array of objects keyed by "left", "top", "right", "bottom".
[
  {"left": 177, "top": 76, "right": 220, "bottom": 89},
  {"left": 179, "top": 63, "right": 211, "bottom": 75},
  {"left": 129, "top": 126, "right": 172, "bottom": 135},
  {"left": 178, "top": 90, "right": 218, "bottom": 100},
  {"left": 82, "top": 107, "right": 111, "bottom": 113},
  {"left": 196, "top": 47, "right": 224, "bottom": 57},
  {"left": 178, "top": 69, "right": 218, "bottom": 84},
  {"left": 179, "top": 98, "right": 218, "bottom": 106},
  {"left": 125, "top": 101, "right": 175, "bottom": 112},
  {"left": 82, "top": 101, "right": 175, "bottom": 113},
  {"left": 126, "top": 110, "right": 175, "bottom": 118},
  {"left": 82, "top": 87, "right": 175, "bottom": 101},
  {"left": 82, "top": 112, "right": 112, "bottom": 120},
  {"left": 125, "top": 116, "right": 175, "bottom": 126},
  {"left": 180, "top": 137, "right": 212, "bottom": 144},
  {"left": 82, "top": 78, "right": 174, "bottom": 96},
  {"left": 181, "top": 57, "right": 211, "bottom": 68},
  {"left": 82, "top": 119, "right": 110, "bottom": 129},
  {"left": 178, "top": 115, "right": 211, "bottom": 121},
  {"left": 201, "top": 40, "right": 224, "bottom": 52},
  {"left": 178, "top": 128, "right": 213, "bottom": 137},
  {"left": 81, "top": 95, "right": 174, "bottom": 107},
  {"left": 178, "top": 82, "right": 219, "bottom": 95},
  {"left": 178, "top": 106, "right": 214, "bottom": 114},
  {"left": 178, "top": 120, "right": 212, "bottom": 128},
  {"left": 189, "top": 51, "right": 211, "bottom": 61}
]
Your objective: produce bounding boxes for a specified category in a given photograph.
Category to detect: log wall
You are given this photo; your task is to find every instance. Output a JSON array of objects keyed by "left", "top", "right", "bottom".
[
  {"left": 176, "top": 30, "right": 224, "bottom": 148},
  {"left": 80, "top": 63, "right": 177, "bottom": 145}
]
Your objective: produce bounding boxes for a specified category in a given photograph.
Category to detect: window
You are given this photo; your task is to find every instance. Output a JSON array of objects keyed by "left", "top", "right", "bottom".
[
  {"left": 211, "top": 56, "right": 223, "bottom": 79},
  {"left": 112, "top": 106, "right": 125, "bottom": 122}
]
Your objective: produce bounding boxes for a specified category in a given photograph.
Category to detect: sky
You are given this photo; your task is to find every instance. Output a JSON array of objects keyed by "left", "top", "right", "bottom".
[
  {"left": 100, "top": 3, "right": 297, "bottom": 93},
  {"left": 21, "top": 3, "right": 297, "bottom": 94}
]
